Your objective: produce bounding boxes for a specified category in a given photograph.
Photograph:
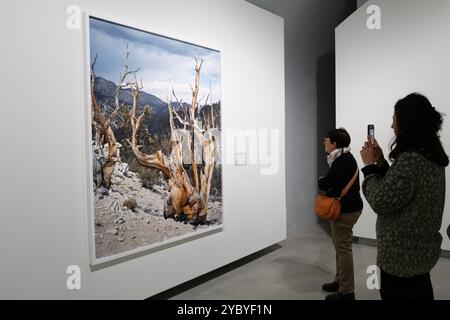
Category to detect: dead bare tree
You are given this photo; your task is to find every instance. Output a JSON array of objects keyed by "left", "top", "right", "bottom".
[
  {"left": 128, "top": 58, "right": 219, "bottom": 225},
  {"left": 90, "top": 45, "right": 138, "bottom": 188}
]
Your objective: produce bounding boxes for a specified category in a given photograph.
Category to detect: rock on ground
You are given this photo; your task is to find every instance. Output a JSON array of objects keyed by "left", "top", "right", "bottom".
[{"left": 93, "top": 161, "right": 223, "bottom": 259}]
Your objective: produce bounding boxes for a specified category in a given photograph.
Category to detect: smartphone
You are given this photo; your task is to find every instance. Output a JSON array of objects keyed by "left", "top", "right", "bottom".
[{"left": 368, "top": 124, "right": 375, "bottom": 144}]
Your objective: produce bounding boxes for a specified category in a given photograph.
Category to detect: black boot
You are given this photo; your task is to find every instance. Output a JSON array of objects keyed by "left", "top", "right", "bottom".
[
  {"left": 325, "top": 292, "right": 355, "bottom": 301},
  {"left": 322, "top": 281, "right": 339, "bottom": 293}
]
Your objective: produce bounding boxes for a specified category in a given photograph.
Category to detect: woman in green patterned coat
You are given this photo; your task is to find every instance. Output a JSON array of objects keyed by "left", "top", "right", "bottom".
[{"left": 360, "top": 93, "right": 448, "bottom": 300}]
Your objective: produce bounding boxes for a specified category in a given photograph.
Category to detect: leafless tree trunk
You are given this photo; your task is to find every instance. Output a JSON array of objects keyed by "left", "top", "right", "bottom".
[
  {"left": 90, "top": 46, "right": 138, "bottom": 188},
  {"left": 128, "top": 59, "right": 218, "bottom": 225}
]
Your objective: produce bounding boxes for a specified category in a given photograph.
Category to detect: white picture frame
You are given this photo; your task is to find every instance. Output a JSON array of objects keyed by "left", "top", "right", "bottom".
[{"left": 81, "top": 13, "right": 224, "bottom": 267}]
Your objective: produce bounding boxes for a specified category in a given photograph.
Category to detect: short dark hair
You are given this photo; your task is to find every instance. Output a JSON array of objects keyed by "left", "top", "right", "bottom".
[
  {"left": 326, "top": 128, "right": 351, "bottom": 148},
  {"left": 389, "top": 93, "right": 449, "bottom": 167}
]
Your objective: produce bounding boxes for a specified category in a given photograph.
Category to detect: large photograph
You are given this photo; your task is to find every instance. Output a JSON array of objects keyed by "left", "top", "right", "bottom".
[{"left": 86, "top": 16, "right": 223, "bottom": 263}]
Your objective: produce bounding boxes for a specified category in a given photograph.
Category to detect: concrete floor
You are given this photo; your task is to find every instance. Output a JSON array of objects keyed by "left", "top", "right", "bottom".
[{"left": 154, "top": 223, "right": 450, "bottom": 300}]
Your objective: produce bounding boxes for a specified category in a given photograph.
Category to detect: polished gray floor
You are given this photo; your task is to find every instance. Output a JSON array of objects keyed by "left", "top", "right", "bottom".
[{"left": 163, "top": 223, "right": 450, "bottom": 300}]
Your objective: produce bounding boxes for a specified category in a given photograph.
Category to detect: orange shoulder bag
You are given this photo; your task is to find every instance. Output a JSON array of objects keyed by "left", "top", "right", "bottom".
[{"left": 315, "top": 168, "right": 359, "bottom": 222}]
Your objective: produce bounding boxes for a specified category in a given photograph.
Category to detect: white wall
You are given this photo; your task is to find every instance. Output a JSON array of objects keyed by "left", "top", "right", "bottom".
[
  {"left": 247, "top": 0, "right": 356, "bottom": 235},
  {"left": 0, "top": 0, "right": 286, "bottom": 299},
  {"left": 336, "top": 0, "right": 450, "bottom": 250}
]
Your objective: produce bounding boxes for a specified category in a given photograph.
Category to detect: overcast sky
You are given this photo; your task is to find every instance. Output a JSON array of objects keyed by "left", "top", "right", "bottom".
[{"left": 89, "top": 17, "right": 221, "bottom": 104}]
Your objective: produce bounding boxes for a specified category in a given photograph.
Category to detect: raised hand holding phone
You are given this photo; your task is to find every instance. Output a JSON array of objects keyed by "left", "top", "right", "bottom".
[
  {"left": 372, "top": 140, "right": 386, "bottom": 166},
  {"left": 361, "top": 124, "right": 385, "bottom": 166}
]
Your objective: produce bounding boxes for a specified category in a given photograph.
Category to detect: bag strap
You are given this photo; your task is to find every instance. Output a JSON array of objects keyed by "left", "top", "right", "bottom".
[{"left": 339, "top": 167, "right": 359, "bottom": 199}]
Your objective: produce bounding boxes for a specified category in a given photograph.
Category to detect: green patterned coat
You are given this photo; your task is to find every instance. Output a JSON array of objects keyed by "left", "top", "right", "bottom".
[{"left": 362, "top": 152, "right": 446, "bottom": 277}]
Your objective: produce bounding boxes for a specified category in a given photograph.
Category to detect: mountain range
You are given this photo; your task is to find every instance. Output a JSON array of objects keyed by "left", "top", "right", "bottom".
[
  {"left": 92, "top": 75, "right": 220, "bottom": 136},
  {"left": 93, "top": 76, "right": 190, "bottom": 113}
]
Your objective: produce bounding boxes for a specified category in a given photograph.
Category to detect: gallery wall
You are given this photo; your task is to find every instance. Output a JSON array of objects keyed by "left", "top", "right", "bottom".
[
  {"left": 336, "top": 0, "right": 450, "bottom": 250},
  {"left": 0, "top": 0, "right": 285, "bottom": 299},
  {"left": 247, "top": 0, "right": 356, "bottom": 234}
]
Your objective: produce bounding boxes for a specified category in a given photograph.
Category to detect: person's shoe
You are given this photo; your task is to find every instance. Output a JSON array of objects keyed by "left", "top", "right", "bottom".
[
  {"left": 322, "top": 281, "right": 339, "bottom": 293},
  {"left": 325, "top": 292, "right": 355, "bottom": 301}
]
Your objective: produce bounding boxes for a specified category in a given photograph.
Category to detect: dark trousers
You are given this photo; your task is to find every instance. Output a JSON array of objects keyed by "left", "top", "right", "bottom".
[{"left": 380, "top": 268, "right": 434, "bottom": 300}]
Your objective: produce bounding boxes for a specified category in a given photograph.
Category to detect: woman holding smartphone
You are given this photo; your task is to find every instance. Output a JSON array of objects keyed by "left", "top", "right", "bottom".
[{"left": 360, "top": 93, "right": 449, "bottom": 300}]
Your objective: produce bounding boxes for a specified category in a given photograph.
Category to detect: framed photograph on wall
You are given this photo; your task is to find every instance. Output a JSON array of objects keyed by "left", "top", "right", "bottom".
[{"left": 82, "top": 14, "right": 223, "bottom": 266}]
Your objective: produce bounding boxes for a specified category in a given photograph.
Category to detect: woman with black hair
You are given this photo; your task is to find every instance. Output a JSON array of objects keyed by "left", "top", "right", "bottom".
[
  {"left": 319, "top": 128, "right": 363, "bottom": 300},
  {"left": 360, "top": 93, "right": 449, "bottom": 300}
]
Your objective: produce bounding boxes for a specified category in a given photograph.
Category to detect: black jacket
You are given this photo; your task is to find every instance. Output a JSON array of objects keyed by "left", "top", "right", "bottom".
[{"left": 318, "top": 152, "right": 363, "bottom": 214}]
